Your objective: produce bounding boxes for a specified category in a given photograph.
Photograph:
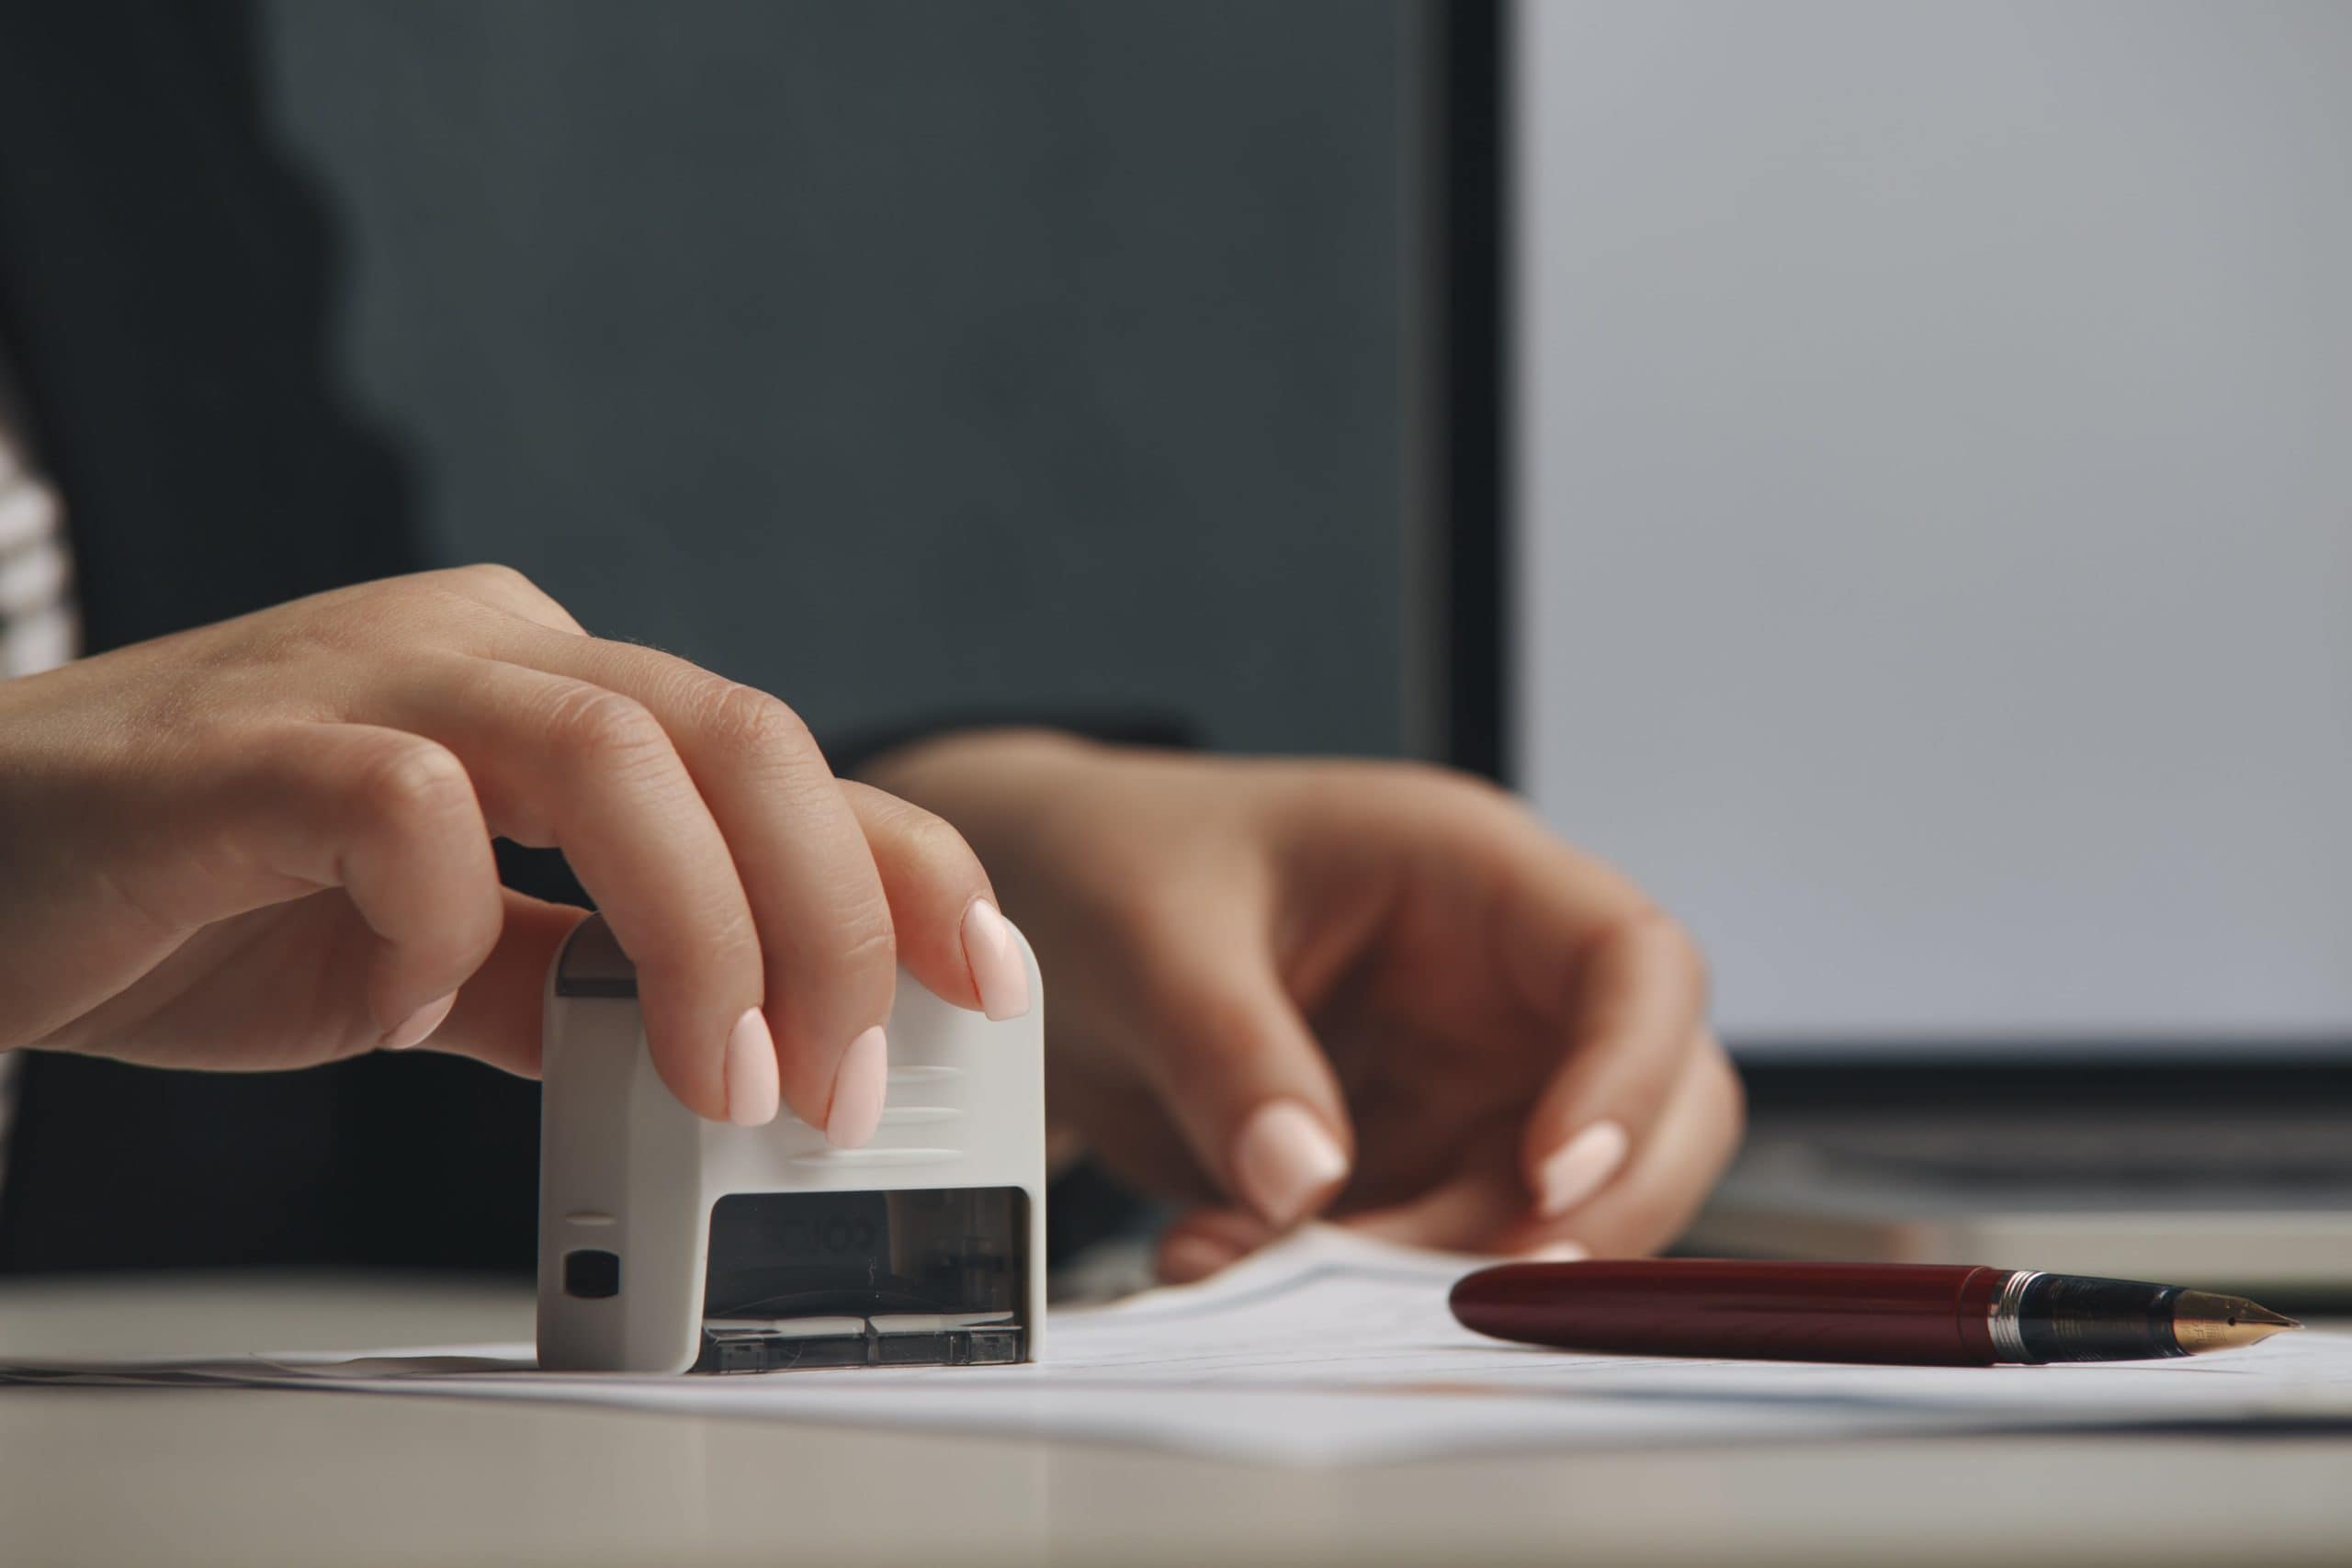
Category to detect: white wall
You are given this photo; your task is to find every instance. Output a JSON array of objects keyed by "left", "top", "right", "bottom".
[{"left": 1514, "top": 0, "right": 2352, "bottom": 1046}]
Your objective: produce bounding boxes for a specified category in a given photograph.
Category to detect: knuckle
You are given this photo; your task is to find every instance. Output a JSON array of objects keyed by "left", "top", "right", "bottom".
[
  {"left": 451, "top": 561, "right": 548, "bottom": 604},
  {"left": 1339, "top": 760, "right": 1529, "bottom": 840},
  {"left": 832, "top": 904, "right": 899, "bottom": 976},
  {"left": 349, "top": 577, "right": 485, "bottom": 645},
  {"left": 354, "top": 738, "right": 475, "bottom": 831},
  {"left": 1387, "top": 758, "right": 1520, "bottom": 811},
  {"left": 404, "top": 565, "right": 576, "bottom": 637},
  {"left": 631, "top": 893, "right": 762, "bottom": 998},
  {"left": 1622, "top": 905, "right": 1711, "bottom": 1005},
  {"left": 701, "top": 682, "right": 818, "bottom": 773},
  {"left": 451, "top": 557, "right": 538, "bottom": 594},
  {"left": 383, "top": 569, "right": 473, "bottom": 613},
  {"left": 775, "top": 890, "right": 899, "bottom": 1015},
  {"left": 542, "top": 685, "right": 670, "bottom": 773},
  {"left": 890, "top": 803, "right": 982, "bottom": 882}
]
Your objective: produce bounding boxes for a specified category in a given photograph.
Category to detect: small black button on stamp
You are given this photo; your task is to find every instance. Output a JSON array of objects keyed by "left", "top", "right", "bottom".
[{"left": 563, "top": 1249, "right": 621, "bottom": 1299}]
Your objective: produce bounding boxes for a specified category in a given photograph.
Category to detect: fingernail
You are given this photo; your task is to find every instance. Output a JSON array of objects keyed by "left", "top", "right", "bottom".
[
  {"left": 1521, "top": 1239, "right": 1592, "bottom": 1264},
  {"left": 1534, "top": 1120, "right": 1631, "bottom": 1218},
  {"left": 1229, "top": 1100, "right": 1350, "bottom": 1228},
  {"left": 962, "top": 899, "right": 1032, "bottom": 1021},
  {"left": 381, "top": 992, "right": 457, "bottom": 1052},
  {"left": 723, "top": 1009, "right": 780, "bottom": 1127},
  {"left": 825, "top": 1026, "right": 888, "bottom": 1148}
]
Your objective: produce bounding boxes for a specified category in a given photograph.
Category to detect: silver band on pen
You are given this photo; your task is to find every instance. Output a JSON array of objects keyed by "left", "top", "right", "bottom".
[{"left": 1986, "top": 1268, "right": 2042, "bottom": 1362}]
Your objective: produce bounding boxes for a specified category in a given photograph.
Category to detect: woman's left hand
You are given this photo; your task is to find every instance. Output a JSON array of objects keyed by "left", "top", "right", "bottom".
[{"left": 863, "top": 730, "right": 1743, "bottom": 1280}]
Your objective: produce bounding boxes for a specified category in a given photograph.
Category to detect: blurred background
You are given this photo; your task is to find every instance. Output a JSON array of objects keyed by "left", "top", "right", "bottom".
[
  {"left": 262, "top": 0, "right": 1434, "bottom": 761},
  {"left": 0, "top": 0, "right": 2338, "bottom": 1314},
  {"left": 247, "top": 0, "right": 2352, "bottom": 1285},
  {"left": 1513, "top": 0, "right": 2352, "bottom": 1053},
  {"left": 258, "top": 0, "right": 2351, "bottom": 1066}
]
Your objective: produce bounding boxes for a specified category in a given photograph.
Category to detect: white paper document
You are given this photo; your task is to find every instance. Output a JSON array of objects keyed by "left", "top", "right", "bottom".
[{"left": 10, "top": 1227, "right": 2348, "bottom": 1465}]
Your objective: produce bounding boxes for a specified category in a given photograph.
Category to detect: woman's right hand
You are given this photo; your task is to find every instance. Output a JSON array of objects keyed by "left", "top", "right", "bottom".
[{"left": 0, "top": 566, "right": 1026, "bottom": 1143}]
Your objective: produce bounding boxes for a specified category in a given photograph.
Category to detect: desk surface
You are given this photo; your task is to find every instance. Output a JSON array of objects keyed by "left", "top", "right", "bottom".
[{"left": 4, "top": 1274, "right": 2346, "bottom": 1568}]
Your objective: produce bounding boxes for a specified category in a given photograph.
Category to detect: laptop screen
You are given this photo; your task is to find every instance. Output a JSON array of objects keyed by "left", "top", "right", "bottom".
[{"left": 1507, "top": 1, "right": 2352, "bottom": 1055}]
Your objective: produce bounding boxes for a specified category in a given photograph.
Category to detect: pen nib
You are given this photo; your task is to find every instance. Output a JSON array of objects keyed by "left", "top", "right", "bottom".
[{"left": 2170, "top": 1290, "right": 2303, "bottom": 1354}]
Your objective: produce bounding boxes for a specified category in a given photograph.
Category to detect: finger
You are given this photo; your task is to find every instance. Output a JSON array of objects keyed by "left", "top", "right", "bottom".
[
  {"left": 1134, "top": 944, "right": 1354, "bottom": 1230},
  {"left": 1283, "top": 778, "right": 1706, "bottom": 1226},
  {"left": 481, "top": 630, "right": 898, "bottom": 1145},
  {"left": 368, "top": 659, "right": 769, "bottom": 1125},
  {"left": 410, "top": 890, "right": 590, "bottom": 1077},
  {"left": 1501, "top": 1037, "right": 1745, "bottom": 1258},
  {"left": 1338, "top": 1143, "right": 1527, "bottom": 1253},
  {"left": 1341, "top": 1035, "right": 1741, "bottom": 1259},
  {"left": 209, "top": 724, "right": 507, "bottom": 1048},
  {"left": 1156, "top": 1207, "right": 1279, "bottom": 1284},
  {"left": 840, "top": 781, "right": 1028, "bottom": 1020},
  {"left": 1515, "top": 908, "right": 1710, "bottom": 1222}
]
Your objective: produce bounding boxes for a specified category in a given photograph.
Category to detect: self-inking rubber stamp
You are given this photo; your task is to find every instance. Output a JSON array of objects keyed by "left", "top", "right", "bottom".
[{"left": 537, "top": 913, "right": 1047, "bottom": 1373}]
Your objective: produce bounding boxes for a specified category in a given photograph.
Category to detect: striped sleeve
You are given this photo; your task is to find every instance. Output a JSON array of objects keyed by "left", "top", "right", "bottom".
[
  {"left": 0, "top": 419, "right": 77, "bottom": 680},
  {"left": 0, "top": 396, "right": 76, "bottom": 1213}
]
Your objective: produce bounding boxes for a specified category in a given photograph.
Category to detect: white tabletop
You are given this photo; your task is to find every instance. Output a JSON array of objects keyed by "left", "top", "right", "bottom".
[{"left": 4, "top": 1272, "right": 2346, "bottom": 1567}]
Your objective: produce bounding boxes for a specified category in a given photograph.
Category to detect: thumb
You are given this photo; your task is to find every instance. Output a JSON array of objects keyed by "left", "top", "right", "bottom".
[
  {"left": 405, "top": 890, "right": 589, "bottom": 1077},
  {"left": 1138, "top": 954, "right": 1354, "bottom": 1228}
]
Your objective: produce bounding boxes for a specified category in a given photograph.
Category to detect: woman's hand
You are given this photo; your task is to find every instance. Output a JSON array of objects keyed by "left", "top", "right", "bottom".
[
  {"left": 866, "top": 730, "right": 1742, "bottom": 1276},
  {"left": 0, "top": 567, "right": 1026, "bottom": 1143}
]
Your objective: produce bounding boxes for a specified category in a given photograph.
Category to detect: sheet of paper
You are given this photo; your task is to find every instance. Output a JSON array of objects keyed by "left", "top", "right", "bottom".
[{"left": 9, "top": 1227, "right": 2347, "bottom": 1465}]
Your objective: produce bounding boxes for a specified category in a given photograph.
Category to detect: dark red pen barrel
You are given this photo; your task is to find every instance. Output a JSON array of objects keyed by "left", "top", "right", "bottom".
[{"left": 1450, "top": 1260, "right": 2007, "bottom": 1365}]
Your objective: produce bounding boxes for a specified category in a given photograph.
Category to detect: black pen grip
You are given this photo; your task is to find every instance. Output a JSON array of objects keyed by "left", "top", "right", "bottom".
[{"left": 2015, "top": 1274, "right": 2184, "bottom": 1362}]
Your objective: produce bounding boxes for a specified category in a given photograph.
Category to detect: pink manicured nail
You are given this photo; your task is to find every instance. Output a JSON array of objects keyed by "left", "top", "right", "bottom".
[
  {"left": 1229, "top": 1100, "right": 1350, "bottom": 1227},
  {"left": 723, "top": 1009, "right": 780, "bottom": 1127},
  {"left": 381, "top": 992, "right": 457, "bottom": 1052},
  {"left": 961, "top": 899, "right": 1032, "bottom": 1021},
  {"left": 826, "top": 1026, "right": 888, "bottom": 1148},
  {"left": 1521, "top": 1239, "right": 1592, "bottom": 1264},
  {"left": 1533, "top": 1120, "right": 1631, "bottom": 1218}
]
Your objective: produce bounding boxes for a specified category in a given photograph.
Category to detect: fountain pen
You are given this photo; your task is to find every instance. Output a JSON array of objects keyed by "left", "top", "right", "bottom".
[{"left": 1449, "top": 1259, "right": 2302, "bottom": 1366}]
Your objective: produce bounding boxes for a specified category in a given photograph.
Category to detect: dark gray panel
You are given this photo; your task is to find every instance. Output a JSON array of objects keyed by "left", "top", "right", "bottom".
[{"left": 260, "top": 0, "right": 1410, "bottom": 756}]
